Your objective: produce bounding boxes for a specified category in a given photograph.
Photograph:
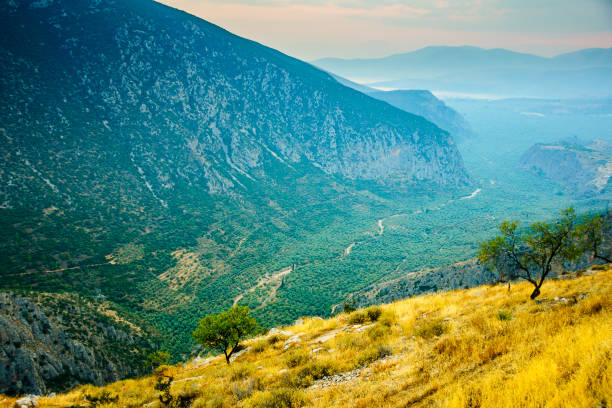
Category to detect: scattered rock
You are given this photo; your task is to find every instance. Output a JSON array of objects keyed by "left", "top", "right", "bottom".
[
  {"left": 283, "top": 335, "right": 302, "bottom": 350},
  {"left": 14, "top": 395, "right": 38, "bottom": 408},
  {"left": 354, "top": 323, "right": 376, "bottom": 332},
  {"left": 312, "top": 328, "right": 342, "bottom": 344},
  {"left": 191, "top": 356, "right": 215, "bottom": 369},
  {"left": 230, "top": 347, "right": 251, "bottom": 361}
]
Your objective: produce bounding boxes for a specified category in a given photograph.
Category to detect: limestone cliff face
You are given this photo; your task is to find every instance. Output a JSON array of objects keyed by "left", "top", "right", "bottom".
[
  {"left": 520, "top": 140, "right": 612, "bottom": 198},
  {"left": 0, "top": 0, "right": 469, "bottom": 209},
  {"left": 0, "top": 293, "right": 152, "bottom": 396}
]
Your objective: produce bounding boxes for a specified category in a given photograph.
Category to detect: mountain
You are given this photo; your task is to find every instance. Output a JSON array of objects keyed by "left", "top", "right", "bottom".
[
  {"left": 520, "top": 139, "right": 612, "bottom": 198},
  {"left": 313, "top": 46, "right": 612, "bottom": 98},
  {"left": 3, "top": 267, "right": 609, "bottom": 407},
  {"left": 0, "top": 0, "right": 470, "bottom": 363},
  {"left": 366, "top": 90, "right": 475, "bottom": 142},
  {"left": 331, "top": 75, "right": 475, "bottom": 142},
  {"left": 0, "top": 292, "right": 152, "bottom": 396}
]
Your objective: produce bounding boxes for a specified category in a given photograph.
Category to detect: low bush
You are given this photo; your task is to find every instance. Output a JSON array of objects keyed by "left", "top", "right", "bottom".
[
  {"left": 365, "top": 305, "right": 383, "bottom": 321},
  {"left": 230, "top": 364, "right": 253, "bottom": 381},
  {"left": 497, "top": 310, "right": 513, "bottom": 321},
  {"left": 283, "top": 360, "right": 335, "bottom": 388},
  {"left": 378, "top": 309, "right": 398, "bottom": 327},
  {"left": 284, "top": 349, "right": 310, "bottom": 368},
  {"left": 356, "top": 344, "right": 392, "bottom": 367},
  {"left": 366, "top": 323, "right": 391, "bottom": 340},
  {"left": 251, "top": 339, "right": 268, "bottom": 353},
  {"left": 414, "top": 320, "right": 446, "bottom": 339},
  {"left": 348, "top": 310, "right": 368, "bottom": 325}
]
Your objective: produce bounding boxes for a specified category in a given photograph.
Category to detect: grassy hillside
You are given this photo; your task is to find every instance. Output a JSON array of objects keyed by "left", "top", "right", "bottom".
[{"left": 5, "top": 266, "right": 610, "bottom": 408}]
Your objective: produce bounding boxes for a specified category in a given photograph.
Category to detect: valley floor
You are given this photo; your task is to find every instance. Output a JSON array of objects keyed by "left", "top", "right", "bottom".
[{"left": 5, "top": 267, "right": 611, "bottom": 408}]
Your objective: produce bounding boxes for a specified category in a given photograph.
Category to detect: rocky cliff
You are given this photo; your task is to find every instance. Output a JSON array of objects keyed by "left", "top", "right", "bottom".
[
  {"left": 520, "top": 140, "right": 612, "bottom": 198},
  {"left": 0, "top": 292, "right": 153, "bottom": 396},
  {"left": 0, "top": 0, "right": 468, "bottom": 210}
]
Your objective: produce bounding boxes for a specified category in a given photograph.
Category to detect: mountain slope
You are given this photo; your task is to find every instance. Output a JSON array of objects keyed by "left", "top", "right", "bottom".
[
  {"left": 8, "top": 267, "right": 611, "bottom": 407},
  {"left": 330, "top": 75, "right": 475, "bottom": 142},
  {"left": 366, "top": 90, "right": 475, "bottom": 142},
  {"left": 0, "top": 0, "right": 470, "bottom": 361}
]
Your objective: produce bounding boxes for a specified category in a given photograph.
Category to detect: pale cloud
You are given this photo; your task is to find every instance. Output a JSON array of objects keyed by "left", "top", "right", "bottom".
[{"left": 158, "top": 0, "right": 612, "bottom": 60}]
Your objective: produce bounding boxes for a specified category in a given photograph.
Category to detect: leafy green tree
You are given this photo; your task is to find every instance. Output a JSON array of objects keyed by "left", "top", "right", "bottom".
[
  {"left": 479, "top": 207, "right": 580, "bottom": 299},
  {"left": 575, "top": 213, "right": 611, "bottom": 263},
  {"left": 192, "top": 305, "right": 260, "bottom": 364},
  {"left": 147, "top": 350, "right": 171, "bottom": 370}
]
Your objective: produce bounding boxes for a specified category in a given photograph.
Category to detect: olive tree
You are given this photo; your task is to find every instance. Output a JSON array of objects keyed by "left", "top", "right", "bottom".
[
  {"left": 575, "top": 213, "right": 611, "bottom": 263},
  {"left": 479, "top": 207, "right": 581, "bottom": 299},
  {"left": 192, "top": 305, "right": 260, "bottom": 364}
]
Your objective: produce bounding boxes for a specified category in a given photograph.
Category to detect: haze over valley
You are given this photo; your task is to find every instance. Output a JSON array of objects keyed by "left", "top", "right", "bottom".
[{"left": 1, "top": 0, "right": 611, "bottom": 405}]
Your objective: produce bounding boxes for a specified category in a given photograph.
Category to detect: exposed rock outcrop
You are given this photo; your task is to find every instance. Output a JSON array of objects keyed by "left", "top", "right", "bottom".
[
  {"left": 0, "top": 293, "right": 152, "bottom": 396},
  {"left": 520, "top": 139, "right": 612, "bottom": 198}
]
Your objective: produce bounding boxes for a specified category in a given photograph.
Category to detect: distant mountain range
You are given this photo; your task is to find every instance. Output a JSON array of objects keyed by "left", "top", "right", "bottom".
[{"left": 314, "top": 46, "right": 612, "bottom": 98}]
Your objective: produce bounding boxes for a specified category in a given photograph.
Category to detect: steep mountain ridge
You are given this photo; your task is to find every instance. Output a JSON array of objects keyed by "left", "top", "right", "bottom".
[{"left": 0, "top": 0, "right": 470, "bottom": 364}]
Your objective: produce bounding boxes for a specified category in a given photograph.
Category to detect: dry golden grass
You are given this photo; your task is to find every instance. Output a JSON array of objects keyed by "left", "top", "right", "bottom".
[{"left": 16, "top": 268, "right": 612, "bottom": 408}]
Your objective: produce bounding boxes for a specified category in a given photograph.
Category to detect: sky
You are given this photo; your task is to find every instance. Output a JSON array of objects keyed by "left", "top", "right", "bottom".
[{"left": 158, "top": 0, "right": 612, "bottom": 61}]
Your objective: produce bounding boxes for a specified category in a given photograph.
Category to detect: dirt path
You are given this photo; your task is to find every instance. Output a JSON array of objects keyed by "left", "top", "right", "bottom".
[
  {"left": 233, "top": 266, "right": 293, "bottom": 308},
  {"left": 16, "top": 262, "right": 110, "bottom": 276},
  {"left": 343, "top": 243, "right": 356, "bottom": 257}
]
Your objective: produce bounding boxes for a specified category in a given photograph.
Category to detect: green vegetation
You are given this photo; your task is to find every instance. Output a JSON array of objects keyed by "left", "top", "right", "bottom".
[
  {"left": 147, "top": 351, "right": 171, "bottom": 370},
  {"left": 480, "top": 207, "right": 610, "bottom": 299},
  {"left": 192, "top": 306, "right": 260, "bottom": 364}
]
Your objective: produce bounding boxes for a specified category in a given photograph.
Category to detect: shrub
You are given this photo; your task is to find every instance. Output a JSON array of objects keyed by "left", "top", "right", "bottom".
[
  {"left": 348, "top": 310, "right": 368, "bottom": 325},
  {"left": 230, "top": 364, "right": 253, "bottom": 381},
  {"left": 84, "top": 391, "right": 118, "bottom": 408},
  {"left": 356, "top": 344, "right": 392, "bottom": 367},
  {"left": 251, "top": 339, "right": 268, "bottom": 353},
  {"left": 366, "top": 323, "right": 391, "bottom": 340},
  {"left": 267, "top": 334, "right": 285, "bottom": 345},
  {"left": 414, "top": 320, "right": 446, "bottom": 339},
  {"left": 497, "top": 310, "right": 513, "bottom": 321},
  {"left": 284, "top": 349, "right": 310, "bottom": 368},
  {"left": 246, "top": 388, "right": 307, "bottom": 408},
  {"left": 378, "top": 309, "right": 398, "bottom": 327},
  {"left": 283, "top": 360, "right": 335, "bottom": 388},
  {"left": 365, "top": 306, "right": 383, "bottom": 321},
  {"left": 232, "top": 377, "right": 262, "bottom": 401},
  {"left": 343, "top": 300, "right": 357, "bottom": 313}
]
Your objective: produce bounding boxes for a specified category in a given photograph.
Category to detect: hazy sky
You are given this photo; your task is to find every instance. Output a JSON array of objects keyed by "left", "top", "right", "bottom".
[{"left": 158, "top": 0, "right": 612, "bottom": 61}]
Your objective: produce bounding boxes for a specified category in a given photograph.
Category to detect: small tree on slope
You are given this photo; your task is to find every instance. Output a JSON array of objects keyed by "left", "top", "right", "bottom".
[
  {"left": 479, "top": 207, "right": 581, "bottom": 299},
  {"left": 575, "top": 213, "right": 612, "bottom": 263},
  {"left": 192, "top": 305, "right": 260, "bottom": 364}
]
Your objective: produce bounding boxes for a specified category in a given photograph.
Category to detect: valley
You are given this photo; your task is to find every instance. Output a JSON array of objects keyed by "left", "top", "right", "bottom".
[{"left": 1, "top": 0, "right": 611, "bottom": 400}]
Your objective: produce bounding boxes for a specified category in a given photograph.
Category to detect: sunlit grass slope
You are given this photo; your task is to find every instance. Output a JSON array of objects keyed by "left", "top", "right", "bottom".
[{"left": 7, "top": 267, "right": 611, "bottom": 408}]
